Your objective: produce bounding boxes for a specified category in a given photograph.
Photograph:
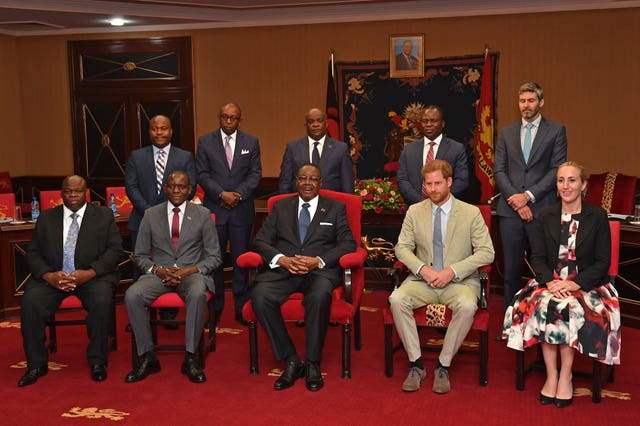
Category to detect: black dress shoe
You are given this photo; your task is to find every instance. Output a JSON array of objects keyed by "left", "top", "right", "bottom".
[
  {"left": 539, "top": 392, "right": 555, "bottom": 405},
  {"left": 555, "top": 396, "right": 573, "bottom": 408},
  {"left": 90, "top": 364, "right": 107, "bottom": 382},
  {"left": 305, "top": 363, "right": 324, "bottom": 391},
  {"left": 181, "top": 357, "right": 206, "bottom": 383},
  {"left": 274, "top": 361, "right": 305, "bottom": 390},
  {"left": 125, "top": 358, "right": 161, "bottom": 383},
  {"left": 18, "top": 365, "right": 48, "bottom": 387}
]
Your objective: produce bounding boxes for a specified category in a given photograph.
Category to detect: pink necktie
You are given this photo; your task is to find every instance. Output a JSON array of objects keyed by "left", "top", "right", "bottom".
[{"left": 224, "top": 135, "right": 233, "bottom": 169}]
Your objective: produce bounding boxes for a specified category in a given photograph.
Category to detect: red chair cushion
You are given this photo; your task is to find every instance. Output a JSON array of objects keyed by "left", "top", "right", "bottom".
[{"left": 149, "top": 291, "right": 212, "bottom": 308}]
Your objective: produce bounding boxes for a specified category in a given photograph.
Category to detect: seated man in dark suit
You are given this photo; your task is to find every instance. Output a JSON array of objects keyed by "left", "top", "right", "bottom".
[
  {"left": 124, "top": 171, "right": 222, "bottom": 384},
  {"left": 19, "top": 175, "right": 123, "bottom": 387},
  {"left": 278, "top": 108, "right": 354, "bottom": 194},
  {"left": 251, "top": 163, "right": 356, "bottom": 391},
  {"left": 397, "top": 105, "right": 469, "bottom": 205}
]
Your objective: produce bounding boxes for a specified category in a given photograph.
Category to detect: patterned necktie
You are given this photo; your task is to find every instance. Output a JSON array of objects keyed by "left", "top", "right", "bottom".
[
  {"left": 62, "top": 213, "right": 79, "bottom": 274},
  {"left": 433, "top": 207, "right": 444, "bottom": 271},
  {"left": 421, "top": 141, "right": 436, "bottom": 198},
  {"left": 312, "top": 142, "right": 321, "bottom": 165},
  {"left": 298, "top": 203, "right": 310, "bottom": 242},
  {"left": 523, "top": 123, "right": 534, "bottom": 163},
  {"left": 224, "top": 135, "right": 233, "bottom": 169},
  {"left": 171, "top": 207, "right": 180, "bottom": 250},
  {"left": 156, "top": 149, "right": 166, "bottom": 194}
]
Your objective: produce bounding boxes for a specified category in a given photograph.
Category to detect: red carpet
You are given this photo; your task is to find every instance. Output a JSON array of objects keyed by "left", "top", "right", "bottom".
[{"left": 1, "top": 291, "right": 638, "bottom": 425}]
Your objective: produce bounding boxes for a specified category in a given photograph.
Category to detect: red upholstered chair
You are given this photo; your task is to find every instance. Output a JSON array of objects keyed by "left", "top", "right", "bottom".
[
  {"left": 0, "top": 192, "right": 16, "bottom": 220},
  {"left": 237, "top": 189, "right": 368, "bottom": 378},
  {"left": 586, "top": 172, "right": 638, "bottom": 215},
  {"left": 128, "top": 214, "right": 217, "bottom": 369},
  {"left": 192, "top": 184, "right": 205, "bottom": 204},
  {"left": 382, "top": 205, "right": 492, "bottom": 386},
  {"left": 47, "top": 293, "right": 118, "bottom": 354},
  {"left": 40, "top": 189, "right": 91, "bottom": 210},
  {"left": 106, "top": 187, "right": 132, "bottom": 213},
  {"left": 0, "top": 171, "right": 13, "bottom": 194},
  {"left": 515, "top": 220, "right": 621, "bottom": 403}
]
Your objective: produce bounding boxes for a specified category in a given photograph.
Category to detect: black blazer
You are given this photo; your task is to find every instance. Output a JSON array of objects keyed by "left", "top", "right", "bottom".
[
  {"left": 531, "top": 202, "right": 611, "bottom": 291},
  {"left": 27, "top": 203, "right": 123, "bottom": 286},
  {"left": 125, "top": 145, "right": 196, "bottom": 232},
  {"left": 252, "top": 195, "right": 356, "bottom": 286}
]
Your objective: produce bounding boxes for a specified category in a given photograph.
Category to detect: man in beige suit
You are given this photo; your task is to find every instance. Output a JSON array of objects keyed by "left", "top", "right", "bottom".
[{"left": 389, "top": 160, "right": 494, "bottom": 394}]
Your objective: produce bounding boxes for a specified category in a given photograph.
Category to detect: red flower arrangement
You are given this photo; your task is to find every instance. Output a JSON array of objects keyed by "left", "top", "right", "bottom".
[{"left": 356, "top": 178, "right": 406, "bottom": 213}]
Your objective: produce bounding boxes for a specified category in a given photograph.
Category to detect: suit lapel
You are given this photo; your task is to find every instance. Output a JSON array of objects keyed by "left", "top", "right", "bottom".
[
  {"left": 306, "top": 197, "right": 329, "bottom": 240},
  {"left": 528, "top": 118, "right": 549, "bottom": 163},
  {"left": 177, "top": 203, "right": 196, "bottom": 251}
]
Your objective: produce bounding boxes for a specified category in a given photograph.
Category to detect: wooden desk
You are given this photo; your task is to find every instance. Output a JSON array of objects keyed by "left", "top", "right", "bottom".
[{"left": 0, "top": 212, "right": 132, "bottom": 319}]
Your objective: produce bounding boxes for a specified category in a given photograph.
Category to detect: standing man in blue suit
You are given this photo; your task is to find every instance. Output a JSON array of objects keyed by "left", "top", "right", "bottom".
[
  {"left": 279, "top": 107, "right": 354, "bottom": 194},
  {"left": 125, "top": 115, "right": 197, "bottom": 260},
  {"left": 494, "top": 82, "right": 567, "bottom": 318},
  {"left": 397, "top": 106, "right": 469, "bottom": 205},
  {"left": 196, "top": 102, "right": 262, "bottom": 324}
]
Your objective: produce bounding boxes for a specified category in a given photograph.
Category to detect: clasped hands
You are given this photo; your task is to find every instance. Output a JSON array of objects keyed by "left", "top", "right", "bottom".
[
  {"left": 277, "top": 255, "right": 320, "bottom": 275},
  {"left": 546, "top": 279, "right": 580, "bottom": 299},
  {"left": 220, "top": 191, "right": 241, "bottom": 210},
  {"left": 155, "top": 266, "right": 197, "bottom": 287},
  {"left": 420, "top": 266, "right": 455, "bottom": 289},
  {"left": 507, "top": 193, "right": 533, "bottom": 223},
  {"left": 43, "top": 269, "right": 96, "bottom": 292}
]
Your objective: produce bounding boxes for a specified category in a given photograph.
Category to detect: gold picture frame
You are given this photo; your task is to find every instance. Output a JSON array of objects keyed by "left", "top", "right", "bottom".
[{"left": 389, "top": 34, "right": 425, "bottom": 78}]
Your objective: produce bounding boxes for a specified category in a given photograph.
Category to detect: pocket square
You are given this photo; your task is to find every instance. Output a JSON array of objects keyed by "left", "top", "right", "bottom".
[
  {"left": 319, "top": 222, "right": 333, "bottom": 226},
  {"left": 241, "top": 149, "right": 250, "bottom": 154}
]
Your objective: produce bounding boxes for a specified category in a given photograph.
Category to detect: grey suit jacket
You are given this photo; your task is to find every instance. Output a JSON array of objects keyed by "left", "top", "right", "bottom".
[
  {"left": 397, "top": 136, "right": 469, "bottom": 205},
  {"left": 278, "top": 136, "right": 354, "bottom": 194},
  {"left": 494, "top": 117, "right": 567, "bottom": 218},
  {"left": 134, "top": 202, "right": 222, "bottom": 291},
  {"left": 395, "top": 196, "right": 494, "bottom": 286},
  {"left": 125, "top": 144, "right": 196, "bottom": 232},
  {"left": 196, "top": 129, "right": 262, "bottom": 226}
]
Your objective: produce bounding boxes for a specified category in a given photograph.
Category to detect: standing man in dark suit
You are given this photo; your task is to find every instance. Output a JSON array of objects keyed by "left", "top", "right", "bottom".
[
  {"left": 494, "top": 82, "right": 567, "bottom": 316},
  {"left": 251, "top": 164, "right": 356, "bottom": 391},
  {"left": 124, "top": 171, "right": 221, "bottom": 383},
  {"left": 125, "top": 114, "right": 196, "bottom": 322},
  {"left": 196, "top": 102, "right": 262, "bottom": 324},
  {"left": 279, "top": 107, "right": 354, "bottom": 194},
  {"left": 125, "top": 115, "right": 196, "bottom": 258},
  {"left": 397, "top": 105, "right": 469, "bottom": 205},
  {"left": 19, "top": 175, "right": 122, "bottom": 387}
]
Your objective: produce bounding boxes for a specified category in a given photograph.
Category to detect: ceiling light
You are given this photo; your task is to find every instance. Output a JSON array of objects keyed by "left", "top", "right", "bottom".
[{"left": 108, "top": 18, "right": 125, "bottom": 27}]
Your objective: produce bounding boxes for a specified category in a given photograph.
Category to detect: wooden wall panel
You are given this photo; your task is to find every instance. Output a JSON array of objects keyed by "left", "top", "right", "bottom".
[{"left": 2, "top": 8, "right": 639, "bottom": 179}]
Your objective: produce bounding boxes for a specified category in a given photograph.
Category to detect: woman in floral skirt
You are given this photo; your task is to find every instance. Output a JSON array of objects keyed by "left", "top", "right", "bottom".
[{"left": 503, "top": 161, "right": 621, "bottom": 408}]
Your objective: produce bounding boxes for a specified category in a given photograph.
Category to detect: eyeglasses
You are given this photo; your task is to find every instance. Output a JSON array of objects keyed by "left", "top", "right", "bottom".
[
  {"left": 296, "top": 176, "right": 320, "bottom": 183},
  {"left": 166, "top": 184, "right": 190, "bottom": 191},
  {"left": 219, "top": 114, "right": 240, "bottom": 122}
]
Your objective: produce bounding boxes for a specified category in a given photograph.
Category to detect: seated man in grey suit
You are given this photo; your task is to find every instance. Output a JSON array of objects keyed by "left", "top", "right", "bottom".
[
  {"left": 397, "top": 105, "right": 469, "bottom": 205},
  {"left": 278, "top": 107, "right": 354, "bottom": 194},
  {"left": 19, "top": 175, "right": 123, "bottom": 386},
  {"left": 124, "top": 171, "right": 222, "bottom": 384},
  {"left": 252, "top": 163, "right": 356, "bottom": 392},
  {"left": 389, "top": 160, "right": 494, "bottom": 394}
]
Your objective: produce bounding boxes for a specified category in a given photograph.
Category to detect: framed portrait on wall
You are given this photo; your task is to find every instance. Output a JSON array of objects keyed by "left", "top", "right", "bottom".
[{"left": 389, "top": 34, "right": 424, "bottom": 78}]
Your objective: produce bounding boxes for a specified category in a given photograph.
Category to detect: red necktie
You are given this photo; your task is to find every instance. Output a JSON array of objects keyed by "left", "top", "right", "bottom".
[
  {"left": 421, "top": 141, "right": 436, "bottom": 198},
  {"left": 171, "top": 207, "right": 180, "bottom": 250}
]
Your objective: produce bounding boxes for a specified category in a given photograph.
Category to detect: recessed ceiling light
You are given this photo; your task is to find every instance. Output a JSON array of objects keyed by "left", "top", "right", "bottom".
[{"left": 108, "top": 18, "right": 125, "bottom": 27}]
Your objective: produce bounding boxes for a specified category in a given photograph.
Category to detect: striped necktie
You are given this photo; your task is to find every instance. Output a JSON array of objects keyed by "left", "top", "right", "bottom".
[
  {"left": 62, "top": 213, "right": 79, "bottom": 274},
  {"left": 156, "top": 149, "right": 166, "bottom": 194},
  {"left": 433, "top": 207, "right": 444, "bottom": 271}
]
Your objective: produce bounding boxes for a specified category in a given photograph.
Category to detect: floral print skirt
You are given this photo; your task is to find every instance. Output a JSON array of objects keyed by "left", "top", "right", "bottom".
[{"left": 502, "top": 280, "right": 621, "bottom": 365}]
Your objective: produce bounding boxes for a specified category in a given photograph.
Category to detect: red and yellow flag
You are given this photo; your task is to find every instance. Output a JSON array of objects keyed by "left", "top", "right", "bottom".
[{"left": 474, "top": 52, "right": 495, "bottom": 203}]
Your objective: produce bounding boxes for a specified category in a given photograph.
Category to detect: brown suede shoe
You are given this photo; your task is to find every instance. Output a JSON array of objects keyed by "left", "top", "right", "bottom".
[
  {"left": 432, "top": 366, "right": 451, "bottom": 394},
  {"left": 401, "top": 366, "right": 426, "bottom": 392}
]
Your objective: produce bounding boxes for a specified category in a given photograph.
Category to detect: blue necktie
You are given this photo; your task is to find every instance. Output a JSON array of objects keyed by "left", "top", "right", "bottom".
[
  {"left": 298, "top": 203, "right": 310, "bottom": 242},
  {"left": 523, "top": 123, "right": 533, "bottom": 163},
  {"left": 63, "top": 213, "right": 79, "bottom": 274},
  {"left": 433, "top": 207, "right": 444, "bottom": 272}
]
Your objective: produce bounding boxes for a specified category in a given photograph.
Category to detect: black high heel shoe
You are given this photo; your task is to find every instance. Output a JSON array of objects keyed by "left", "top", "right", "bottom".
[
  {"left": 539, "top": 392, "right": 555, "bottom": 405},
  {"left": 555, "top": 382, "right": 574, "bottom": 408}
]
